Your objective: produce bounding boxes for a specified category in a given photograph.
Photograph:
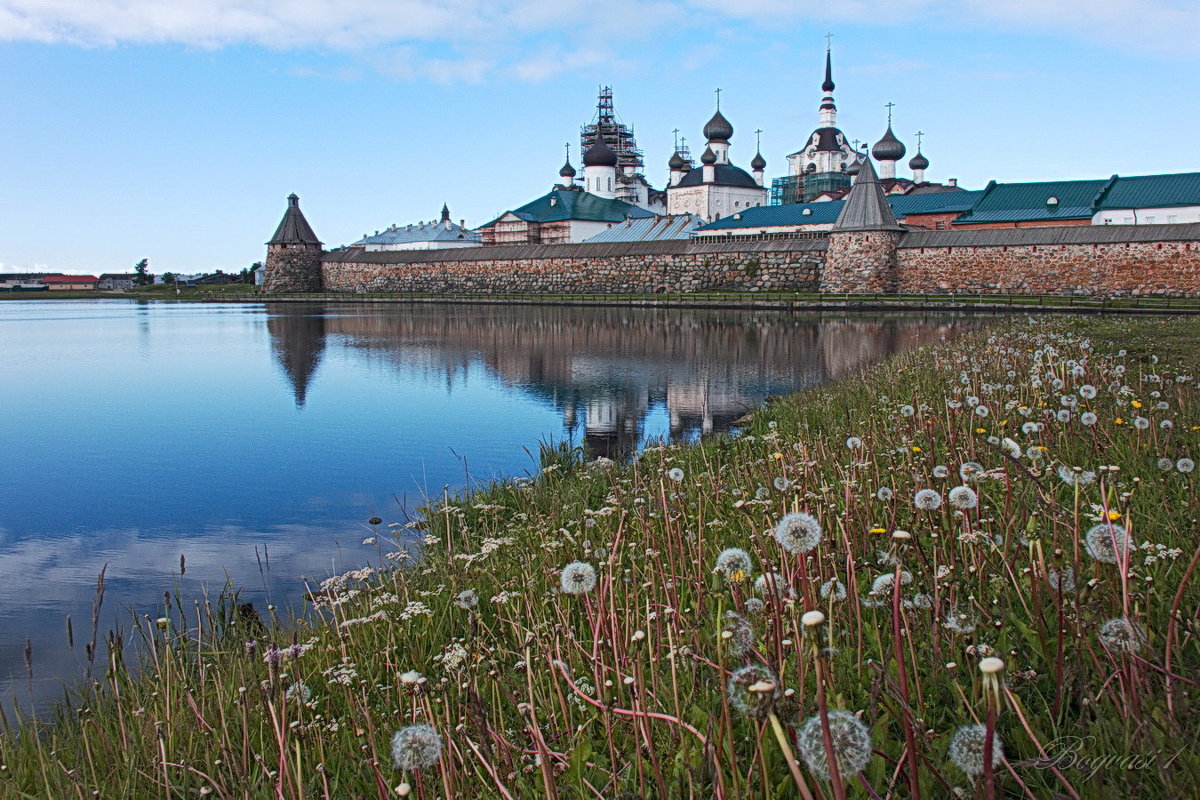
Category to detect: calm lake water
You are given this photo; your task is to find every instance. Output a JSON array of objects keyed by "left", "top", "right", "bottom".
[{"left": 0, "top": 299, "right": 975, "bottom": 711}]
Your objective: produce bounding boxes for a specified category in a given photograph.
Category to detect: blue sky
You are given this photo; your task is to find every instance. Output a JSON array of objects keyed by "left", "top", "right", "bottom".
[{"left": 1, "top": 0, "right": 1197, "bottom": 275}]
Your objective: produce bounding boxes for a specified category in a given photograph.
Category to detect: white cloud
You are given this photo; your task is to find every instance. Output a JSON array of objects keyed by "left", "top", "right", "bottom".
[{"left": 0, "top": 0, "right": 1194, "bottom": 86}]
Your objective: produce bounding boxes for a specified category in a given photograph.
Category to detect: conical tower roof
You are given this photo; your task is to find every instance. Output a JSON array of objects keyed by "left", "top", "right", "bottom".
[
  {"left": 267, "top": 194, "right": 322, "bottom": 246},
  {"left": 833, "top": 157, "right": 903, "bottom": 231}
]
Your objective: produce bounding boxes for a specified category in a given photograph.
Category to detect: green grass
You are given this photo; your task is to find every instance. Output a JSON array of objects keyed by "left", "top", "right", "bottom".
[{"left": 2, "top": 315, "right": 1198, "bottom": 798}]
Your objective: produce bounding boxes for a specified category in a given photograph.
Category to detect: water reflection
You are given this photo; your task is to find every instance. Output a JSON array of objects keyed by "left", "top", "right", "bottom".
[
  {"left": 269, "top": 304, "right": 968, "bottom": 457},
  {"left": 0, "top": 300, "right": 977, "bottom": 713}
]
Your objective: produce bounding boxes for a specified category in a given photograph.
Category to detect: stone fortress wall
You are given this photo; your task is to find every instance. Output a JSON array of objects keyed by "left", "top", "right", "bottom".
[
  {"left": 320, "top": 239, "right": 826, "bottom": 294},
  {"left": 291, "top": 224, "right": 1200, "bottom": 298}
]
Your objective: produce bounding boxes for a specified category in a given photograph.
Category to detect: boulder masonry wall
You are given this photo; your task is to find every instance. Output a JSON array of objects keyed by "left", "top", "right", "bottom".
[
  {"left": 897, "top": 226, "right": 1200, "bottom": 296},
  {"left": 321, "top": 239, "right": 825, "bottom": 294}
]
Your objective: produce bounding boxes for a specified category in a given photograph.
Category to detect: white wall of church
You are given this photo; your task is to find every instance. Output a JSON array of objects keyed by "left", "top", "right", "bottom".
[{"left": 1093, "top": 207, "right": 1200, "bottom": 225}]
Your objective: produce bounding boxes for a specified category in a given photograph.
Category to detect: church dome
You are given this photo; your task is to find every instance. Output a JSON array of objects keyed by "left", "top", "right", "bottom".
[
  {"left": 583, "top": 139, "right": 618, "bottom": 167},
  {"left": 872, "top": 125, "right": 906, "bottom": 162},
  {"left": 750, "top": 151, "right": 766, "bottom": 170},
  {"left": 703, "top": 109, "right": 733, "bottom": 142},
  {"left": 700, "top": 146, "right": 717, "bottom": 165},
  {"left": 668, "top": 151, "right": 687, "bottom": 170},
  {"left": 846, "top": 158, "right": 861, "bottom": 176},
  {"left": 560, "top": 159, "right": 577, "bottom": 178},
  {"left": 908, "top": 151, "right": 929, "bottom": 171}
]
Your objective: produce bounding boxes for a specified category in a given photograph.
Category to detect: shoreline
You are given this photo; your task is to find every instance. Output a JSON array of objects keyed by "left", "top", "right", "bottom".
[
  {"left": 3, "top": 288, "right": 1200, "bottom": 314},
  {"left": 3, "top": 314, "right": 1197, "bottom": 796}
]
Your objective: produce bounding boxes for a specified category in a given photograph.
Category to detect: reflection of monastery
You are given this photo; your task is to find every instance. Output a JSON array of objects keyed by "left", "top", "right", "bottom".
[{"left": 265, "top": 304, "right": 973, "bottom": 457}]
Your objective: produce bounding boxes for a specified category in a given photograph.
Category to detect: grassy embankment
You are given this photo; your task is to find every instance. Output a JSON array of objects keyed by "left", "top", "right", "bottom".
[{"left": 2, "top": 315, "right": 1198, "bottom": 798}]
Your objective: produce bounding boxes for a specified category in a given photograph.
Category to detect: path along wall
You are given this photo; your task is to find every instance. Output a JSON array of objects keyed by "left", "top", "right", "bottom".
[
  {"left": 321, "top": 239, "right": 825, "bottom": 294},
  {"left": 897, "top": 224, "right": 1200, "bottom": 296}
]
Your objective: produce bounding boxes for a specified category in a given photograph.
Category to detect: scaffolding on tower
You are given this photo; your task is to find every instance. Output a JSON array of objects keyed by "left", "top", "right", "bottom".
[{"left": 581, "top": 87, "right": 645, "bottom": 175}]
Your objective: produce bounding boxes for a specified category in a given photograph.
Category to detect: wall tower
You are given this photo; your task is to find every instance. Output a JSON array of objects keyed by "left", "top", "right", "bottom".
[{"left": 264, "top": 194, "right": 323, "bottom": 293}]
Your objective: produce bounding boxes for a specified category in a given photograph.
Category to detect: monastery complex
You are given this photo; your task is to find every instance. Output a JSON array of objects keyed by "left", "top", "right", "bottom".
[{"left": 263, "top": 47, "right": 1200, "bottom": 298}]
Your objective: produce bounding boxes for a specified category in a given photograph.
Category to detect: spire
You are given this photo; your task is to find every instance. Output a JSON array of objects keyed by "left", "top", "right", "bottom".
[
  {"left": 833, "top": 156, "right": 903, "bottom": 231},
  {"left": 267, "top": 193, "right": 322, "bottom": 246},
  {"left": 440, "top": 203, "right": 451, "bottom": 222},
  {"left": 818, "top": 42, "right": 837, "bottom": 128}
]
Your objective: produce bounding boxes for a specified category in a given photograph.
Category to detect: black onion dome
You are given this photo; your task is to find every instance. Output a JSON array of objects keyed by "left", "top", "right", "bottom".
[
  {"left": 700, "top": 146, "right": 717, "bottom": 165},
  {"left": 668, "top": 151, "right": 687, "bottom": 170},
  {"left": 909, "top": 151, "right": 929, "bottom": 171},
  {"left": 750, "top": 151, "right": 766, "bottom": 170},
  {"left": 583, "top": 139, "right": 618, "bottom": 167},
  {"left": 560, "top": 159, "right": 577, "bottom": 178},
  {"left": 872, "top": 125, "right": 906, "bottom": 161},
  {"left": 703, "top": 109, "right": 733, "bottom": 141}
]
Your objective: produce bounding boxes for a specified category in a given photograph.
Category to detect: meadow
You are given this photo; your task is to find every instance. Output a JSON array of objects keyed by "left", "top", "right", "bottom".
[{"left": 2, "top": 314, "right": 1197, "bottom": 798}]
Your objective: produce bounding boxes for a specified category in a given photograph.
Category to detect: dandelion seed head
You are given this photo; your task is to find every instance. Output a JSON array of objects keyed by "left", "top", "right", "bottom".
[
  {"left": 948, "top": 724, "right": 1003, "bottom": 777},
  {"left": 667, "top": 467, "right": 685, "bottom": 483},
  {"left": 900, "top": 404, "right": 915, "bottom": 417},
  {"left": 933, "top": 465, "right": 949, "bottom": 479},
  {"left": 846, "top": 436, "right": 863, "bottom": 451},
  {"left": 453, "top": 589, "right": 479, "bottom": 610},
  {"left": 754, "top": 572, "right": 792, "bottom": 598},
  {"left": 948, "top": 485, "right": 979, "bottom": 510},
  {"left": 959, "top": 462, "right": 984, "bottom": 482},
  {"left": 560, "top": 562, "right": 597, "bottom": 595},
  {"left": 870, "top": 571, "right": 912, "bottom": 595},
  {"left": 1081, "top": 412, "right": 1098, "bottom": 426},
  {"left": 713, "top": 548, "right": 753, "bottom": 580},
  {"left": 1098, "top": 617, "right": 1147, "bottom": 654},
  {"left": 1080, "top": 384, "right": 1097, "bottom": 399},
  {"left": 774, "top": 512, "right": 822, "bottom": 554},
  {"left": 796, "top": 711, "right": 873, "bottom": 780},
  {"left": 876, "top": 486, "right": 895, "bottom": 502},
  {"left": 721, "top": 612, "right": 755, "bottom": 657},
  {"left": 914, "top": 488, "right": 943, "bottom": 512},
  {"left": 285, "top": 682, "right": 312, "bottom": 703},
  {"left": 390, "top": 724, "right": 442, "bottom": 771},
  {"left": 1047, "top": 566, "right": 1075, "bottom": 593},
  {"left": 1178, "top": 458, "right": 1195, "bottom": 474},
  {"left": 1084, "top": 523, "right": 1131, "bottom": 564},
  {"left": 773, "top": 476, "right": 791, "bottom": 491},
  {"left": 820, "top": 578, "right": 847, "bottom": 601},
  {"left": 727, "top": 664, "right": 778, "bottom": 716}
]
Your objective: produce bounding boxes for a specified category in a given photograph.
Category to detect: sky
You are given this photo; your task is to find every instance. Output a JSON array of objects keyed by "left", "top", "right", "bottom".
[{"left": 1, "top": 0, "right": 1198, "bottom": 275}]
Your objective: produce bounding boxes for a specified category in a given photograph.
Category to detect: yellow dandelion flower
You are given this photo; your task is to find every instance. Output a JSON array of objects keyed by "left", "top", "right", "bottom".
[
  {"left": 976, "top": 427, "right": 987, "bottom": 434},
  {"left": 1131, "top": 401, "right": 1142, "bottom": 409},
  {"left": 870, "top": 527, "right": 887, "bottom": 534},
  {"left": 1115, "top": 418, "right": 1124, "bottom": 425},
  {"left": 772, "top": 452, "right": 784, "bottom": 460},
  {"left": 912, "top": 446, "right": 922, "bottom": 452},
  {"left": 1107, "top": 511, "right": 1121, "bottom": 521}
]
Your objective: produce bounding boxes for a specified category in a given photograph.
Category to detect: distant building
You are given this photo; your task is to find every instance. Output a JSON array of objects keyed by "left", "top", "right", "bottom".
[
  {"left": 43, "top": 274, "right": 98, "bottom": 290},
  {"left": 952, "top": 178, "right": 1113, "bottom": 228},
  {"left": 665, "top": 104, "right": 769, "bottom": 222},
  {"left": 579, "top": 88, "right": 666, "bottom": 214},
  {"left": 1092, "top": 172, "right": 1200, "bottom": 225},
  {"left": 98, "top": 273, "right": 136, "bottom": 290},
  {"left": 353, "top": 205, "right": 482, "bottom": 251},
  {"left": 0, "top": 274, "right": 49, "bottom": 291},
  {"left": 477, "top": 188, "right": 656, "bottom": 245},
  {"left": 773, "top": 46, "right": 955, "bottom": 205}
]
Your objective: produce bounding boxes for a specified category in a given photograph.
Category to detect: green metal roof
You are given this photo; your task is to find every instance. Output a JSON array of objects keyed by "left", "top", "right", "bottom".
[
  {"left": 695, "top": 201, "right": 843, "bottom": 230},
  {"left": 1096, "top": 172, "right": 1200, "bottom": 210},
  {"left": 696, "top": 190, "right": 981, "bottom": 232},
  {"left": 952, "top": 178, "right": 1113, "bottom": 224},
  {"left": 491, "top": 189, "right": 657, "bottom": 227}
]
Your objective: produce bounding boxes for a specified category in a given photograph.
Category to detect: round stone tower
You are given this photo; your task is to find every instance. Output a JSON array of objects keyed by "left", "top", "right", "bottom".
[{"left": 263, "top": 194, "right": 323, "bottom": 293}]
